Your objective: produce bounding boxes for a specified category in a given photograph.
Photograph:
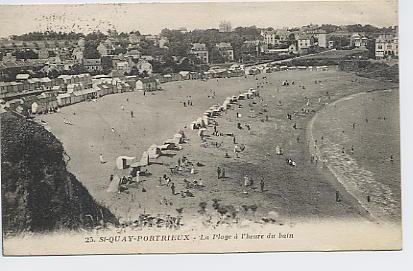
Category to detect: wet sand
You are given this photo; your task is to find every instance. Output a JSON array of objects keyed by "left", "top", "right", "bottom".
[{"left": 310, "top": 89, "right": 400, "bottom": 222}]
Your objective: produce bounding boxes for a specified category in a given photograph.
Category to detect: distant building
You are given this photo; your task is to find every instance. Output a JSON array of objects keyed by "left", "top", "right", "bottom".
[
  {"left": 242, "top": 40, "right": 267, "bottom": 57},
  {"left": 83, "top": 59, "right": 102, "bottom": 73},
  {"left": 297, "top": 34, "right": 315, "bottom": 52},
  {"left": 305, "top": 29, "right": 327, "bottom": 48},
  {"left": 216, "top": 42, "right": 234, "bottom": 61},
  {"left": 219, "top": 21, "right": 232, "bottom": 33},
  {"left": 136, "top": 59, "right": 153, "bottom": 75},
  {"left": 375, "top": 33, "right": 398, "bottom": 59},
  {"left": 135, "top": 77, "right": 158, "bottom": 91},
  {"left": 261, "top": 30, "right": 280, "bottom": 46},
  {"left": 2, "top": 52, "right": 16, "bottom": 62},
  {"left": 38, "top": 48, "right": 49, "bottom": 59},
  {"left": 72, "top": 47, "right": 84, "bottom": 62},
  {"left": 190, "top": 43, "right": 209, "bottom": 64},
  {"left": 144, "top": 35, "right": 160, "bottom": 46},
  {"left": 129, "top": 33, "right": 141, "bottom": 44},
  {"left": 97, "top": 41, "right": 115, "bottom": 56},
  {"left": 125, "top": 49, "right": 142, "bottom": 60},
  {"left": 350, "top": 33, "right": 368, "bottom": 48}
]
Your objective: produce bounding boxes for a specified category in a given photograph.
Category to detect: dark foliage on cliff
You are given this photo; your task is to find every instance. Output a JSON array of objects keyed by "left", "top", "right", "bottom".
[
  {"left": 1, "top": 112, "right": 117, "bottom": 234},
  {"left": 339, "top": 60, "right": 399, "bottom": 83}
]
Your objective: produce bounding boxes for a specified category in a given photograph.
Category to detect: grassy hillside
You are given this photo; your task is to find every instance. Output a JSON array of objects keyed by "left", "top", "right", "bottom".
[
  {"left": 339, "top": 60, "right": 399, "bottom": 83},
  {"left": 1, "top": 112, "right": 118, "bottom": 235}
]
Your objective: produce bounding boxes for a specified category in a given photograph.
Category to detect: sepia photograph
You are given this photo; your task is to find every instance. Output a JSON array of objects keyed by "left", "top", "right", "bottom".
[{"left": 0, "top": 0, "right": 403, "bottom": 256}]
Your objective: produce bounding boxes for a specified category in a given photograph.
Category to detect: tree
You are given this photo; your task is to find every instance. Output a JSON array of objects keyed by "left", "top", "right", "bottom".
[
  {"left": 210, "top": 47, "right": 224, "bottom": 64},
  {"left": 83, "top": 41, "right": 100, "bottom": 59}
]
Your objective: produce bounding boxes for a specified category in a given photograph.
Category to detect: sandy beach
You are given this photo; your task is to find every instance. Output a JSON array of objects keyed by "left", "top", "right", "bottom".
[{"left": 37, "top": 69, "right": 399, "bottom": 225}]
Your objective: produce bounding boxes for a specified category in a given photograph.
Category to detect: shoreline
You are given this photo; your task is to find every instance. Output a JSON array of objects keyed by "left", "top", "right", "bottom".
[{"left": 308, "top": 88, "right": 400, "bottom": 223}]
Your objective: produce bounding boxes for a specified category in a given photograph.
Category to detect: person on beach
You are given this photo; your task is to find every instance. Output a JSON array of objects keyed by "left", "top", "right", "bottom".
[
  {"left": 99, "top": 154, "right": 105, "bottom": 164},
  {"left": 130, "top": 111, "right": 134, "bottom": 118},
  {"left": 244, "top": 175, "right": 250, "bottom": 187},
  {"left": 217, "top": 166, "right": 221, "bottom": 179},
  {"left": 260, "top": 178, "right": 265, "bottom": 192},
  {"left": 234, "top": 146, "right": 239, "bottom": 158},
  {"left": 166, "top": 176, "right": 172, "bottom": 187},
  {"left": 170, "top": 182, "right": 175, "bottom": 195}
]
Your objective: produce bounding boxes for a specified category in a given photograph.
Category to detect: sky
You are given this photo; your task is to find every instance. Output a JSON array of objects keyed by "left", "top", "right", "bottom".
[{"left": 0, "top": 1, "right": 398, "bottom": 38}]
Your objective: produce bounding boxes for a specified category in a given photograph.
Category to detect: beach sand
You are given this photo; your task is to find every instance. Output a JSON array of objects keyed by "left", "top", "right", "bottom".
[{"left": 37, "top": 69, "right": 399, "bottom": 225}]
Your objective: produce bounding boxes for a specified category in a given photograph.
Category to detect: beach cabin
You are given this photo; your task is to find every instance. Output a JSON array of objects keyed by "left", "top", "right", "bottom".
[
  {"left": 115, "top": 156, "right": 136, "bottom": 170},
  {"left": 135, "top": 78, "right": 158, "bottom": 92},
  {"left": 40, "top": 77, "right": 52, "bottom": 90},
  {"left": 173, "top": 133, "right": 183, "bottom": 144},
  {"left": 56, "top": 93, "right": 73, "bottom": 107},
  {"left": 26, "top": 78, "right": 39, "bottom": 91},
  {"left": 179, "top": 71, "right": 191, "bottom": 80},
  {"left": 31, "top": 96, "right": 58, "bottom": 114},
  {"left": 5, "top": 98, "right": 24, "bottom": 111},
  {"left": 147, "top": 144, "right": 162, "bottom": 159}
]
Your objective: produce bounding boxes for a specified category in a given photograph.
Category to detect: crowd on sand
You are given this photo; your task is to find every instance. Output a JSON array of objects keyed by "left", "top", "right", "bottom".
[
  {"left": 60, "top": 69, "right": 395, "bottom": 228},
  {"left": 95, "top": 74, "right": 336, "bottom": 227}
]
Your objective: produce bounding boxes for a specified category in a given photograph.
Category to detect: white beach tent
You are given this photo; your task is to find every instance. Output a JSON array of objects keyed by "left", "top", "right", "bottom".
[
  {"left": 147, "top": 144, "right": 162, "bottom": 159},
  {"left": 106, "top": 175, "right": 121, "bottom": 193},
  {"left": 115, "top": 156, "right": 136, "bottom": 170},
  {"left": 140, "top": 151, "right": 150, "bottom": 166}
]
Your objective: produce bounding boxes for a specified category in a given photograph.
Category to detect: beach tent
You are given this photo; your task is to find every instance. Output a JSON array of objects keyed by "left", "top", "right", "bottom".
[
  {"left": 106, "top": 175, "right": 121, "bottom": 193},
  {"left": 140, "top": 151, "right": 150, "bottom": 166},
  {"left": 177, "top": 130, "right": 186, "bottom": 138},
  {"left": 196, "top": 117, "right": 206, "bottom": 128},
  {"left": 115, "top": 156, "right": 136, "bottom": 170},
  {"left": 173, "top": 133, "right": 183, "bottom": 144},
  {"left": 222, "top": 100, "right": 231, "bottom": 110},
  {"left": 190, "top": 121, "right": 198, "bottom": 130},
  {"left": 204, "top": 110, "right": 213, "bottom": 117},
  {"left": 231, "top": 96, "right": 238, "bottom": 102},
  {"left": 147, "top": 144, "right": 162, "bottom": 159},
  {"left": 159, "top": 142, "right": 177, "bottom": 150},
  {"left": 275, "top": 145, "right": 283, "bottom": 155},
  {"left": 211, "top": 109, "right": 220, "bottom": 116},
  {"left": 202, "top": 115, "right": 210, "bottom": 125}
]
